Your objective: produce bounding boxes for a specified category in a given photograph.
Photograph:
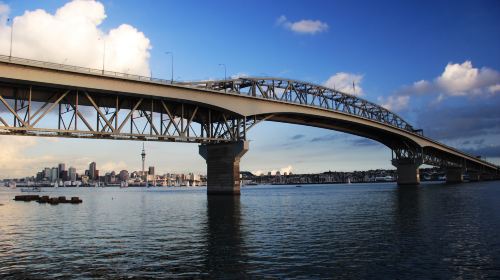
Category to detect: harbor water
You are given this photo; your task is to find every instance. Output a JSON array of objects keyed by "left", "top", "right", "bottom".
[{"left": 1, "top": 181, "right": 499, "bottom": 279}]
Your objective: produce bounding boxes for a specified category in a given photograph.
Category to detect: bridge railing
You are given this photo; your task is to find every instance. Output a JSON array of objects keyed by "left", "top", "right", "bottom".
[{"left": 0, "top": 55, "right": 174, "bottom": 85}]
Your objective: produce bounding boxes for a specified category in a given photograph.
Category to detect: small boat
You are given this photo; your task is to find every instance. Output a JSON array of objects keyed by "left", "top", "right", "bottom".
[
  {"left": 21, "top": 186, "right": 42, "bottom": 192},
  {"left": 120, "top": 181, "right": 128, "bottom": 188},
  {"left": 296, "top": 185, "right": 302, "bottom": 188}
]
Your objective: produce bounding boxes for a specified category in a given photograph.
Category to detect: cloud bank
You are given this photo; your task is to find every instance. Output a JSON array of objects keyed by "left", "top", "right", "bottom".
[
  {"left": 0, "top": 0, "right": 151, "bottom": 76},
  {"left": 276, "top": 15, "right": 328, "bottom": 35},
  {"left": 379, "top": 60, "right": 500, "bottom": 111}
]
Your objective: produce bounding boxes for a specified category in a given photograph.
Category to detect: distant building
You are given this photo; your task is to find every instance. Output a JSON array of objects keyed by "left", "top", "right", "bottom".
[
  {"left": 44, "top": 167, "right": 51, "bottom": 180},
  {"left": 81, "top": 175, "right": 89, "bottom": 185},
  {"left": 61, "top": 170, "right": 68, "bottom": 181},
  {"left": 119, "top": 170, "right": 129, "bottom": 182},
  {"left": 69, "top": 167, "right": 77, "bottom": 182},
  {"left": 50, "top": 167, "right": 59, "bottom": 182},
  {"left": 148, "top": 166, "right": 155, "bottom": 175},
  {"left": 36, "top": 172, "right": 43, "bottom": 181},
  {"left": 58, "top": 163, "right": 65, "bottom": 179},
  {"left": 89, "top": 162, "right": 97, "bottom": 180}
]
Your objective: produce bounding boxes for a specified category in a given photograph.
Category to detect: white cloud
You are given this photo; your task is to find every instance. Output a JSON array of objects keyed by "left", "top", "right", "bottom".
[
  {"left": 399, "top": 61, "right": 500, "bottom": 100},
  {"left": 100, "top": 161, "right": 128, "bottom": 173},
  {"left": 377, "top": 61, "right": 500, "bottom": 112},
  {"left": 488, "top": 84, "right": 500, "bottom": 93},
  {"left": 252, "top": 165, "right": 293, "bottom": 176},
  {"left": 231, "top": 72, "right": 249, "bottom": 79},
  {"left": 0, "top": 0, "right": 151, "bottom": 76},
  {"left": 280, "top": 165, "right": 293, "bottom": 174},
  {"left": 0, "top": 136, "right": 54, "bottom": 179},
  {"left": 378, "top": 95, "right": 410, "bottom": 111},
  {"left": 276, "top": 15, "right": 328, "bottom": 35},
  {"left": 324, "top": 72, "right": 364, "bottom": 96}
]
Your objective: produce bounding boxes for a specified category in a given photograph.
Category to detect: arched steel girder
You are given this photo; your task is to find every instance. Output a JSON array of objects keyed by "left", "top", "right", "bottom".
[{"left": 182, "top": 77, "right": 421, "bottom": 135}]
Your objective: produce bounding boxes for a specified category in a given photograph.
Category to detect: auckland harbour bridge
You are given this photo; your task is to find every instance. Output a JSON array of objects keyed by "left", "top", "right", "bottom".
[{"left": 0, "top": 55, "right": 498, "bottom": 194}]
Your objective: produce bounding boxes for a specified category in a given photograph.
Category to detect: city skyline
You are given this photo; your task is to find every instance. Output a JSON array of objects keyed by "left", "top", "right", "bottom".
[{"left": 0, "top": 0, "right": 499, "bottom": 179}]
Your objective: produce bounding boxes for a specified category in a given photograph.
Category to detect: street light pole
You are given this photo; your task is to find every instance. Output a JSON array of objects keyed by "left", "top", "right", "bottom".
[
  {"left": 219, "top": 63, "right": 227, "bottom": 93},
  {"left": 8, "top": 18, "right": 14, "bottom": 61},
  {"left": 102, "top": 39, "right": 106, "bottom": 75},
  {"left": 165, "top": 52, "right": 174, "bottom": 84}
]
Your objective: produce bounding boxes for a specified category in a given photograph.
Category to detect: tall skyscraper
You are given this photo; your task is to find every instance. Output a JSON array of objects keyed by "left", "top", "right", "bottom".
[
  {"left": 148, "top": 166, "right": 155, "bottom": 175},
  {"left": 51, "top": 167, "right": 59, "bottom": 182},
  {"left": 69, "top": 167, "right": 77, "bottom": 182},
  {"left": 89, "top": 162, "right": 97, "bottom": 180},
  {"left": 58, "top": 163, "right": 65, "bottom": 179}
]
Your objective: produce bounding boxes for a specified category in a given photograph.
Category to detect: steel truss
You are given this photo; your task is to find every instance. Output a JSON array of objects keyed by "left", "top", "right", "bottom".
[
  {"left": 0, "top": 84, "right": 251, "bottom": 143},
  {"left": 390, "top": 142, "right": 491, "bottom": 173},
  {"left": 183, "top": 78, "right": 421, "bottom": 134}
]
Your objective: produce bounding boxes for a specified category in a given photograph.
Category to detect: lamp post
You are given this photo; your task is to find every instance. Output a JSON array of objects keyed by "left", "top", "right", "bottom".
[
  {"left": 218, "top": 63, "right": 226, "bottom": 92},
  {"left": 165, "top": 51, "right": 174, "bottom": 84},
  {"left": 7, "top": 18, "right": 14, "bottom": 61},
  {"left": 98, "top": 37, "right": 106, "bottom": 74}
]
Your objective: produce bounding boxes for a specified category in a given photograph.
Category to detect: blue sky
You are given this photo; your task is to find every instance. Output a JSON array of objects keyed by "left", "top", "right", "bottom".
[{"left": 0, "top": 0, "right": 499, "bottom": 178}]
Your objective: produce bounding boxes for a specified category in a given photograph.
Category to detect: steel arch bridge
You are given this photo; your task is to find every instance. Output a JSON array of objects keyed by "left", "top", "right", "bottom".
[{"left": 0, "top": 55, "right": 498, "bottom": 194}]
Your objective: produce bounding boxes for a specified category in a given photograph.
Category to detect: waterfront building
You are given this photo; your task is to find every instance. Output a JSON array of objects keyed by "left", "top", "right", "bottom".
[
  {"left": 43, "top": 167, "right": 51, "bottom": 180},
  {"left": 50, "top": 167, "right": 59, "bottom": 182},
  {"left": 81, "top": 175, "right": 89, "bottom": 185},
  {"left": 89, "top": 162, "right": 97, "bottom": 180},
  {"left": 119, "top": 170, "right": 129, "bottom": 182},
  {"left": 58, "top": 163, "right": 65, "bottom": 179},
  {"left": 69, "top": 167, "right": 77, "bottom": 182}
]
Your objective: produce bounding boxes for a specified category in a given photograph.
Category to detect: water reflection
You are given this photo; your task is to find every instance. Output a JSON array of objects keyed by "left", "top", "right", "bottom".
[
  {"left": 204, "top": 195, "right": 247, "bottom": 278},
  {"left": 393, "top": 184, "right": 499, "bottom": 279}
]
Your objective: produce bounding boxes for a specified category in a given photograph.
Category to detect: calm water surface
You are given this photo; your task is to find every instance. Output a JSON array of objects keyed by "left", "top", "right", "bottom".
[{"left": 1, "top": 182, "right": 499, "bottom": 279}]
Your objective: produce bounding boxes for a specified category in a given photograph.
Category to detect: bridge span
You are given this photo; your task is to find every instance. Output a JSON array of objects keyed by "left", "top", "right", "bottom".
[{"left": 0, "top": 55, "right": 498, "bottom": 194}]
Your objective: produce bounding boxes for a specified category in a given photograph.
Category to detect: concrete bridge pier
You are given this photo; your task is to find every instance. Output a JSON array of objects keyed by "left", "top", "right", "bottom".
[
  {"left": 468, "top": 172, "right": 481, "bottom": 182},
  {"left": 199, "top": 141, "right": 249, "bottom": 195},
  {"left": 392, "top": 159, "right": 421, "bottom": 186},
  {"left": 481, "top": 173, "right": 493, "bottom": 181},
  {"left": 446, "top": 168, "right": 464, "bottom": 184}
]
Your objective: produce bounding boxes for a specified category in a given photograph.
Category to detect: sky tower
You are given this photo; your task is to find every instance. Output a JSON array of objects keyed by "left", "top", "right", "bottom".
[{"left": 141, "top": 143, "right": 146, "bottom": 178}]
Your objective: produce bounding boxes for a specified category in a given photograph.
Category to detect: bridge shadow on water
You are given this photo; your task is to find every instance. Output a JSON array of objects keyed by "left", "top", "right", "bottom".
[{"left": 204, "top": 196, "right": 248, "bottom": 278}]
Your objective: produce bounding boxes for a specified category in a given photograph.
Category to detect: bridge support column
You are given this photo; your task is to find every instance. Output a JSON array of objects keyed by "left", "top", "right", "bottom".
[
  {"left": 481, "top": 173, "right": 493, "bottom": 181},
  {"left": 199, "top": 141, "right": 249, "bottom": 195},
  {"left": 392, "top": 159, "right": 421, "bottom": 186},
  {"left": 468, "top": 172, "right": 481, "bottom": 182},
  {"left": 446, "top": 168, "right": 464, "bottom": 184}
]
